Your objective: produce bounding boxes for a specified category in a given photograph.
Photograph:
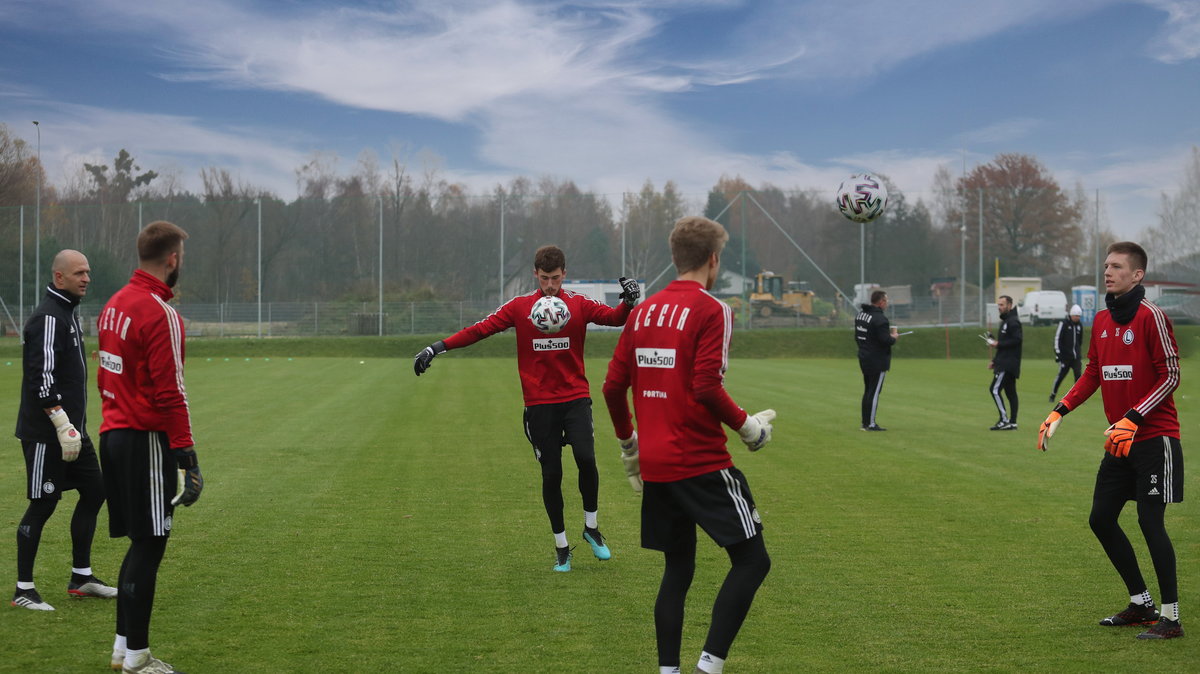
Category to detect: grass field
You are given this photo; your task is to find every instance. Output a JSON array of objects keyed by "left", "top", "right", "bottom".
[{"left": 1, "top": 353, "right": 1197, "bottom": 672}]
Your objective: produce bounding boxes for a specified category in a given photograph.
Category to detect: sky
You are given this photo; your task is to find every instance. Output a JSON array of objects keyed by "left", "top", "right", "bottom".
[{"left": 1, "top": 0, "right": 1198, "bottom": 238}]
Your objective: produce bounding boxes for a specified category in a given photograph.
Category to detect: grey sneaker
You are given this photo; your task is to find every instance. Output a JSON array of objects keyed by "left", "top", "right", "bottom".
[
  {"left": 123, "top": 652, "right": 184, "bottom": 674},
  {"left": 11, "top": 587, "right": 55, "bottom": 611},
  {"left": 69, "top": 574, "right": 118, "bottom": 598}
]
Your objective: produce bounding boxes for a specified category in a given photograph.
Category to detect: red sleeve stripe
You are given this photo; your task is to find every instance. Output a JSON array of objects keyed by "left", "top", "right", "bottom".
[
  {"left": 153, "top": 295, "right": 190, "bottom": 411},
  {"left": 1135, "top": 300, "right": 1180, "bottom": 417}
]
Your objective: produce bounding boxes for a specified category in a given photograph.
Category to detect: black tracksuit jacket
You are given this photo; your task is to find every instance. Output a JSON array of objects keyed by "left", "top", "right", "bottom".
[
  {"left": 15, "top": 286, "right": 89, "bottom": 443},
  {"left": 992, "top": 310, "right": 1023, "bottom": 377},
  {"left": 855, "top": 304, "right": 895, "bottom": 371}
]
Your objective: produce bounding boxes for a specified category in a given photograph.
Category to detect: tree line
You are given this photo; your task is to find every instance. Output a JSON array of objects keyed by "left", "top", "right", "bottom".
[{"left": 2, "top": 123, "right": 1195, "bottom": 314}]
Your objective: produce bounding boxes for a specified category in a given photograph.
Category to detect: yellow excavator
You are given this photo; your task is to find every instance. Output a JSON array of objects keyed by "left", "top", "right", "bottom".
[{"left": 749, "top": 271, "right": 815, "bottom": 318}]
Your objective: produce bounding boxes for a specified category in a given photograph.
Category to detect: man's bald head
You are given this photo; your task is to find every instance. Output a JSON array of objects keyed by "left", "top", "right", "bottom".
[{"left": 51, "top": 249, "right": 91, "bottom": 298}]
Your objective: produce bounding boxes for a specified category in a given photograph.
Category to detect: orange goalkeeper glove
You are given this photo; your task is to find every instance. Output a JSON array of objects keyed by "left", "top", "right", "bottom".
[
  {"left": 1104, "top": 416, "right": 1138, "bottom": 457},
  {"left": 1037, "top": 403, "right": 1070, "bottom": 452},
  {"left": 1037, "top": 412, "right": 1062, "bottom": 451}
]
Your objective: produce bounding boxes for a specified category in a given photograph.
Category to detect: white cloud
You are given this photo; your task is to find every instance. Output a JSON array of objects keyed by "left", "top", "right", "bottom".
[
  {"left": 5, "top": 0, "right": 1194, "bottom": 242},
  {"left": 706, "top": 0, "right": 1118, "bottom": 81},
  {"left": 954, "top": 118, "right": 1043, "bottom": 146},
  {"left": 10, "top": 102, "right": 307, "bottom": 197},
  {"left": 1142, "top": 0, "right": 1200, "bottom": 62}
]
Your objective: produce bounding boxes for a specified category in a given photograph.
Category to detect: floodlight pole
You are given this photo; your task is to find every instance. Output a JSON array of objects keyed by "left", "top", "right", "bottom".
[
  {"left": 499, "top": 193, "right": 505, "bottom": 307},
  {"left": 978, "top": 187, "right": 984, "bottom": 326},
  {"left": 859, "top": 221, "right": 865, "bottom": 291},
  {"left": 378, "top": 195, "right": 383, "bottom": 336},
  {"left": 256, "top": 197, "right": 263, "bottom": 339},
  {"left": 19, "top": 206, "right": 24, "bottom": 327},
  {"left": 1094, "top": 189, "right": 1101, "bottom": 308},
  {"left": 33, "top": 121, "right": 40, "bottom": 298},
  {"left": 960, "top": 207, "right": 966, "bottom": 326}
]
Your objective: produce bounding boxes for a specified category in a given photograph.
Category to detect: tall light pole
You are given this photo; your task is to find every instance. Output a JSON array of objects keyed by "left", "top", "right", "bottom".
[
  {"left": 256, "top": 197, "right": 263, "bottom": 339},
  {"left": 32, "top": 121, "right": 41, "bottom": 293}
]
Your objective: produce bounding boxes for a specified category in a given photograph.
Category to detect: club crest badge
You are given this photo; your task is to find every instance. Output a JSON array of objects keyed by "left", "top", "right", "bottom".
[{"left": 1123, "top": 329, "right": 1134, "bottom": 345}]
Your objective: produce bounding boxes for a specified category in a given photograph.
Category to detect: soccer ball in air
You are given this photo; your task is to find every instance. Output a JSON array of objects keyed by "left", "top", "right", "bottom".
[
  {"left": 835, "top": 173, "right": 889, "bottom": 223},
  {"left": 530, "top": 295, "right": 571, "bottom": 334}
]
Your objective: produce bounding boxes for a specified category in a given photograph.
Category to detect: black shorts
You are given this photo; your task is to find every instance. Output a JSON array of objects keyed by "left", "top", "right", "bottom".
[
  {"left": 100, "top": 429, "right": 179, "bottom": 539},
  {"left": 641, "top": 466, "right": 763, "bottom": 551},
  {"left": 1094, "top": 435, "right": 1184, "bottom": 505},
  {"left": 522, "top": 397, "right": 594, "bottom": 462},
  {"left": 21, "top": 436, "right": 102, "bottom": 500}
]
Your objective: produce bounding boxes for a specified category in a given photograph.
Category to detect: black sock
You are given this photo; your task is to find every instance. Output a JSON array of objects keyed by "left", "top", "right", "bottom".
[{"left": 16, "top": 499, "right": 58, "bottom": 583}]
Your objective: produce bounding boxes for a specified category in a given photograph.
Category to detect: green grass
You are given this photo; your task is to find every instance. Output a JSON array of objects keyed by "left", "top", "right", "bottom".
[{"left": 1, "top": 354, "right": 1197, "bottom": 672}]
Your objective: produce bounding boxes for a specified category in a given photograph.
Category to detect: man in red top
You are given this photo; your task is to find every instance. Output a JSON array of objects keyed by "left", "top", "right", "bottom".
[
  {"left": 97, "top": 221, "right": 204, "bottom": 673},
  {"left": 603, "top": 216, "right": 775, "bottom": 674},
  {"left": 1038, "top": 241, "right": 1184, "bottom": 640},
  {"left": 413, "top": 245, "right": 640, "bottom": 572}
]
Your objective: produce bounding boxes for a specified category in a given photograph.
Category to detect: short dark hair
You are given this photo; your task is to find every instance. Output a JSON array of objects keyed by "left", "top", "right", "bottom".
[
  {"left": 534, "top": 245, "right": 566, "bottom": 273},
  {"left": 1107, "top": 241, "right": 1147, "bottom": 272},
  {"left": 870, "top": 290, "right": 887, "bottom": 305},
  {"left": 137, "top": 221, "right": 188, "bottom": 262},
  {"left": 999, "top": 295, "right": 1014, "bottom": 305}
]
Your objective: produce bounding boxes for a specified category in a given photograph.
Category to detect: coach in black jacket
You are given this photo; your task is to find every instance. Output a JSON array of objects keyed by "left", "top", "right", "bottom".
[
  {"left": 855, "top": 290, "right": 899, "bottom": 430},
  {"left": 12, "top": 250, "right": 115, "bottom": 611},
  {"left": 985, "top": 295, "right": 1023, "bottom": 430},
  {"left": 1049, "top": 304, "right": 1084, "bottom": 401}
]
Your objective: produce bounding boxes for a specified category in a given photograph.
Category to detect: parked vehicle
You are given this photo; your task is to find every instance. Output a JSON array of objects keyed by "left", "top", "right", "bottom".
[{"left": 1017, "top": 290, "right": 1068, "bottom": 326}]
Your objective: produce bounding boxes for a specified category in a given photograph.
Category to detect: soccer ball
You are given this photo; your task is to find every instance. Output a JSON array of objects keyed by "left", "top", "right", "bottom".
[
  {"left": 529, "top": 295, "right": 571, "bottom": 334},
  {"left": 835, "top": 173, "right": 889, "bottom": 223}
]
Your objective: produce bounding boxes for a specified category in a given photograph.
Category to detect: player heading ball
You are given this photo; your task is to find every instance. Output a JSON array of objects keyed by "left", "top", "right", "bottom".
[{"left": 413, "top": 245, "right": 640, "bottom": 572}]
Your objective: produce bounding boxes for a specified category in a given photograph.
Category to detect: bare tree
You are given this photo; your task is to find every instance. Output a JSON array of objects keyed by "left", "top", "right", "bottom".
[{"left": 1143, "top": 146, "right": 1200, "bottom": 269}]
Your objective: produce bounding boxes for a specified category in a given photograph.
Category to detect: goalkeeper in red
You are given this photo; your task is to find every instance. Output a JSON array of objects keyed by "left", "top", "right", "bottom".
[
  {"left": 603, "top": 216, "right": 774, "bottom": 674},
  {"left": 413, "top": 245, "right": 639, "bottom": 572},
  {"left": 1038, "top": 241, "right": 1184, "bottom": 640}
]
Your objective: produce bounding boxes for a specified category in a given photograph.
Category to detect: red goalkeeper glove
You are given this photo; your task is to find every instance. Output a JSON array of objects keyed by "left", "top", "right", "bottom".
[{"left": 1104, "top": 417, "right": 1138, "bottom": 458}]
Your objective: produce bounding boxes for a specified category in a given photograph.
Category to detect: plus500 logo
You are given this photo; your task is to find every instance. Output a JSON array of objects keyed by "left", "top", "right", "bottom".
[
  {"left": 532, "top": 337, "right": 570, "bottom": 351},
  {"left": 635, "top": 348, "right": 676, "bottom": 368},
  {"left": 1102, "top": 365, "right": 1133, "bottom": 381}
]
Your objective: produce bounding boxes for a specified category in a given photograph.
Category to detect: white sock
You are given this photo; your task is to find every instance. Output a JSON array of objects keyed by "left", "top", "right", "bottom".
[
  {"left": 660, "top": 667, "right": 681, "bottom": 674},
  {"left": 125, "top": 648, "right": 149, "bottom": 668},
  {"left": 584, "top": 511, "right": 598, "bottom": 529},
  {"left": 1161, "top": 602, "right": 1179, "bottom": 621},
  {"left": 697, "top": 651, "right": 725, "bottom": 674},
  {"left": 114, "top": 635, "right": 127, "bottom": 653},
  {"left": 16, "top": 581, "right": 35, "bottom": 591},
  {"left": 554, "top": 531, "right": 568, "bottom": 548},
  {"left": 1132, "top": 590, "right": 1154, "bottom": 606},
  {"left": 72, "top": 567, "right": 93, "bottom": 577}
]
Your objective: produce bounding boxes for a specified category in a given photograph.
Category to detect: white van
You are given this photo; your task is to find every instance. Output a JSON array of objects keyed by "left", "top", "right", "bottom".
[{"left": 1017, "top": 290, "right": 1068, "bottom": 326}]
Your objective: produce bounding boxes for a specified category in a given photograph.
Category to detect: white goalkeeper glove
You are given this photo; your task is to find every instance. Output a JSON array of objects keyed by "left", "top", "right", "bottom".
[
  {"left": 49, "top": 408, "right": 81, "bottom": 462},
  {"left": 619, "top": 432, "right": 643, "bottom": 492},
  {"left": 737, "top": 409, "right": 776, "bottom": 452}
]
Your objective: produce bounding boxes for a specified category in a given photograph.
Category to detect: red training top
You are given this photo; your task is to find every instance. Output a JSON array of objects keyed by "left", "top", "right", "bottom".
[
  {"left": 602, "top": 280, "right": 748, "bottom": 482},
  {"left": 443, "top": 289, "right": 631, "bottom": 406},
  {"left": 96, "top": 270, "right": 194, "bottom": 449},
  {"left": 1061, "top": 298, "right": 1180, "bottom": 440}
]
